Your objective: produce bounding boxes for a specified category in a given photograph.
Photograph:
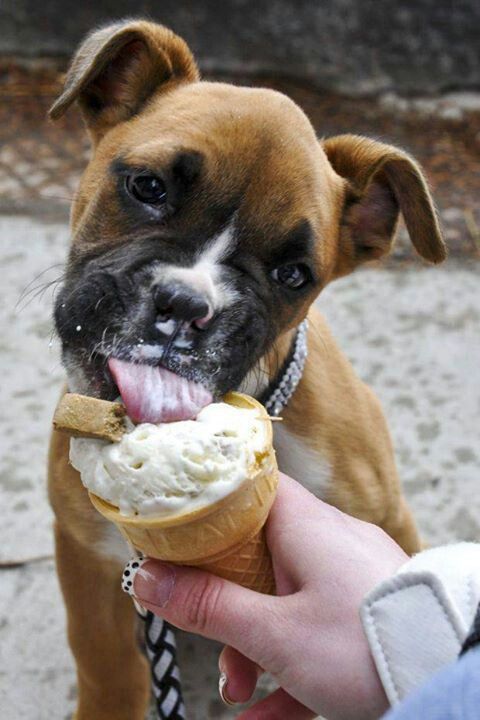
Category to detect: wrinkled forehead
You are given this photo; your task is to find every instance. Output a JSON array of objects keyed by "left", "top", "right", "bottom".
[
  {"left": 104, "top": 82, "right": 338, "bottom": 235},
  {"left": 126, "top": 82, "right": 319, "bottom": 159}
]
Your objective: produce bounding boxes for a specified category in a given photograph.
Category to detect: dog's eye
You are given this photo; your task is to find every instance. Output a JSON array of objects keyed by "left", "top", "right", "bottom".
[
  {"left": 126, "top": 173, "right": 167, "bottom": 206},
  {"left": 271, "top": 263, "right": 311, "bottom": 289}
]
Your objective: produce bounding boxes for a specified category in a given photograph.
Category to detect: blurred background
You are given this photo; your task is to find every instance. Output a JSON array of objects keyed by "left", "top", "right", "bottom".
[{"left": 1, "top": 2, "right": 479, "bottom": 718}]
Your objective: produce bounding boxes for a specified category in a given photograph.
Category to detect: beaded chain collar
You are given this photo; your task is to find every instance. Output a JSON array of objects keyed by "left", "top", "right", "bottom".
[{"left": 260, "top": 318, "right": 309, "bottom": 416}]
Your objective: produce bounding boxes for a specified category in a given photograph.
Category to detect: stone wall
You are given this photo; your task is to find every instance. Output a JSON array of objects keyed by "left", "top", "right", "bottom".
[{"left": 1, "top": 0, "right": 479, "bottom": 95}]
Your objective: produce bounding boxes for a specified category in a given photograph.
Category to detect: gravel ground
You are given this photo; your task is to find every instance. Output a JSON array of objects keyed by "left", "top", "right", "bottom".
[{"left": 1, "top": 68, "right": 479, "bottom": 719}]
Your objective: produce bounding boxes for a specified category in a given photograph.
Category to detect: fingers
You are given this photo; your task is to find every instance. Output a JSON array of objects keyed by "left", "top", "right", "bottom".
[
  {"left": 128, "top": 558, "right": 282, "bottom": 667},
  {"left": 237, "top": 687, "right": 316, "bottom": 720},
  {"left": 219, "top": 646, "right": 263, "bottom": 704}
]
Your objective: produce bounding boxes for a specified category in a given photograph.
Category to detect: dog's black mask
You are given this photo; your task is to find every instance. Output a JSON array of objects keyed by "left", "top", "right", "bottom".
[{"left": 54, "top": 232, "right": 310, "bottom": 401}]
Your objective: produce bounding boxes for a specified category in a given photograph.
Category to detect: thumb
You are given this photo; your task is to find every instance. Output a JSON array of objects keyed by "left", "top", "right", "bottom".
[{"left": 127, "top": 559, "right": 281, "bottom": 665}]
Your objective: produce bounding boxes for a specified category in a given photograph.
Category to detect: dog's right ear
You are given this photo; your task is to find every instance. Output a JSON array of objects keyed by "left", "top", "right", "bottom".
[{"left": 49, "top": 19, "right": 199, "bottom": 142}]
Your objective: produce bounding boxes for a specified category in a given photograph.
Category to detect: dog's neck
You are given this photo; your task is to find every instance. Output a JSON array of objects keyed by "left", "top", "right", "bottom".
[
  {"left": 239, "top": 320, "right": 308, "bottom": 415},
  {"left": 259, "top": 320, "right": 309, "bottom": 416}
]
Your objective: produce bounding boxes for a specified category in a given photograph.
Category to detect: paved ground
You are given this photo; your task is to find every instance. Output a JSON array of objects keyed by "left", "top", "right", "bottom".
[{"left": 1, "top": 65, "right": 479, "bottom": 719}]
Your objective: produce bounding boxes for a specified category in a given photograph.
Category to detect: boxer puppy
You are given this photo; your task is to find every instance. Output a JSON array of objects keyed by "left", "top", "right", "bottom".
[{"left": 47, "top": 20, "right": 446, "bottom": 719}]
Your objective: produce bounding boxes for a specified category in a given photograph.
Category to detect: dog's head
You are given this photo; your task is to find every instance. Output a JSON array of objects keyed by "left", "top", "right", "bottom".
[{"left": 50, "top": 20, "right": 446, "bottom": 422}]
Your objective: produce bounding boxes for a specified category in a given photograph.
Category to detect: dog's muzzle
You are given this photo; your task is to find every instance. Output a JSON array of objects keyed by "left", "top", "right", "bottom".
[{"left": 55, "top": 245, "right": 273, "bottom": 425}]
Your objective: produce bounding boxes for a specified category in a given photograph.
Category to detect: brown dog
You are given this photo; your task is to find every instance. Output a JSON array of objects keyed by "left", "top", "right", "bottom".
[{"left": 47, "top": 19, "right": 446, "bottom": 719}]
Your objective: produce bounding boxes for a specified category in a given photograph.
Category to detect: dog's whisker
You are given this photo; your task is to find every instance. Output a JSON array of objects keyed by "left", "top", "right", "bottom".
[
  {"left": 17, "top": 265, "right": 65, "bottom": 309},
  {"left": 18, "top": 263, "right": 64, "bottom": 298},
  {"left": 16, "top": 277, "right": 65, "bottom": 314},
  {"left": 94, "top": 295, "right": 107, "bottom": 313},
  {"left": 37, "top": 193, "right": 82, "bottom": 203},
  {"left": 309, "top": 319, "right": 329, "bottom": 358},
  {"left": 48, "top": 326, "right": 59, "bottom": 349}
]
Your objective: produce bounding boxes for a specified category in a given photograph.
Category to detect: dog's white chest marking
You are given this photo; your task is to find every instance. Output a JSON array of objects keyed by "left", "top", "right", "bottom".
[
  {"left": 274, "top": 424, "right": 332, "bottom": 499},
  {"left": 238, "top": 357, "right": 270, "bottom": 398},
  {"left": 96, "top": 522, "right": 132, "bottom": 565}
]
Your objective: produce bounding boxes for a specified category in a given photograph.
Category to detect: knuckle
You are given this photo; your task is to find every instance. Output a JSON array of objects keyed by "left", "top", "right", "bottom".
[{"left": 183, "top": 573, "right": 223, "bottom": 634}]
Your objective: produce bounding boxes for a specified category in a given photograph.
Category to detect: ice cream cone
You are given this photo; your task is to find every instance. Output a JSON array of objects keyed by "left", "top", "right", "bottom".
[{"left": 89, "top": 392, "right": 278, "bottom": 594}]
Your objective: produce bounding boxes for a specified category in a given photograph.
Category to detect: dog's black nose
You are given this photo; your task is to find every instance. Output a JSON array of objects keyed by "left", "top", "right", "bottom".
[{"left": 153, "top": 283, "right": 212, "bottom": 330}]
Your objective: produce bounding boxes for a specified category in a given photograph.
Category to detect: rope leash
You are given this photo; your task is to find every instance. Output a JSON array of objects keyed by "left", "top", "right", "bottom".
[
  {"left": 124, "top": 540, "right": 186, "bottom": 719},
  {"left": 140, "top": 611, "right": 186, "bottom": 719}
]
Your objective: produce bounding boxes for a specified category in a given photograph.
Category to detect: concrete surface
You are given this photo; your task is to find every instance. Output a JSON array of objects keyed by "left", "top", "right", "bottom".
[
  {"left": 1, "top": 60, "right": 479, "bottom": 720},
  {"left": 1, "top": 213, "right": 479, "bottom": 718},
  {"left": 2, "top": 1, "right": 480, "bottom": 95}
]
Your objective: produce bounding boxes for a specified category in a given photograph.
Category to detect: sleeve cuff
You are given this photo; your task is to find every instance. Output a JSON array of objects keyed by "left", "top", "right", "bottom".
[{"left": 360, "top": 542, "right": 480, "bottom": 705}]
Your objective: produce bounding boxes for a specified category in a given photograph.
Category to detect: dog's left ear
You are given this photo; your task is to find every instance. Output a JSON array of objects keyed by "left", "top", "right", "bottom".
[
  {"left": 323, "top": 134, "right": 447, "bottom": 275},
  {"left": 49, "top": 19, "right": 199, "bottom": 141}
]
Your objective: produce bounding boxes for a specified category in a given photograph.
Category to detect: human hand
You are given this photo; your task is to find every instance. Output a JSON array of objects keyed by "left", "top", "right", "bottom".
[{"left": 124, "top": 473, "right": 408, "bottom": 719}]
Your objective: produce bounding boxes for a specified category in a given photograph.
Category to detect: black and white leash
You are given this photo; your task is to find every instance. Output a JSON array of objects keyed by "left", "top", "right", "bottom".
[
  {"left": 142, "top": 611, "right": 186, "bottom": 719},
  {"left": 125, "top": 545, "right": 186, "bottom": 720},
  {"left": 127, "top": 319, "right": 308, "bottom": 719}
]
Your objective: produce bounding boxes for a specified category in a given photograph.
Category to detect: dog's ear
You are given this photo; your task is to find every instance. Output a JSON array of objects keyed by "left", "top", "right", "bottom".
[
  {"left": 49, "top": 19, "right": 199, "bottom": 141},
  {"left": 322, "top": 135, "right": 447, "bottom": 275}
]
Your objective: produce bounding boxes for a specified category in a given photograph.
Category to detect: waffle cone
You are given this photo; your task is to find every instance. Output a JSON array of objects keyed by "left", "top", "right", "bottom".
[{"left": 89, "top": 392, "right": 278, "bottom": 594}]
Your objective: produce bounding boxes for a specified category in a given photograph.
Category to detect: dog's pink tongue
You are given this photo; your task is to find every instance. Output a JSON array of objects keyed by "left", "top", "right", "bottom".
[{"left": 108, "top": 358, "right": 212, "bottom": 423}]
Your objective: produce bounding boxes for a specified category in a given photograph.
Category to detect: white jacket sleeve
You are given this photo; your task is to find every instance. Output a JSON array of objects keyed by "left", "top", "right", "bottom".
[{"left": 360, "top": 542, "right": 480, "bottom": 706}]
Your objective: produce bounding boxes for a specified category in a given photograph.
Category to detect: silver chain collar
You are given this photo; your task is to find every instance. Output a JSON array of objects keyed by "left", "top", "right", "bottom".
[{"left": 263, "top": 318, "right": 309, "bottom": 417}]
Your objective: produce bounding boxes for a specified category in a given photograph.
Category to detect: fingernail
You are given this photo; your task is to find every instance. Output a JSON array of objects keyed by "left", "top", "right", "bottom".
[
  {"left": 121, "top": 557, "right": 147, "bottom": 597},
  {"left": 218, "top": 672, "right": 236, "bottom": 706},
  {"left": 133, "top": 559, "right": 175, "bottom": 608}
]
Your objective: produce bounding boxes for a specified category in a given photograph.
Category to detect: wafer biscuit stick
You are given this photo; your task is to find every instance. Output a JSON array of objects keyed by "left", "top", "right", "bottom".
[{"left": 53, "top": 393, "right": 127, "bottom": 442}]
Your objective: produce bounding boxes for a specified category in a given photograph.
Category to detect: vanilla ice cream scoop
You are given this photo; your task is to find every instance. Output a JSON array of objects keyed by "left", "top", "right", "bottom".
[{"left": 70, "top": 402, "right": 268, "bottom": 517}]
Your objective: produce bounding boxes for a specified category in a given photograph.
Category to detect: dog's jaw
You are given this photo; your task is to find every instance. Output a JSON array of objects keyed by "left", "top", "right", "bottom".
[{"left": 63, "top": 349, "right": 117, "bottom": 399}]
